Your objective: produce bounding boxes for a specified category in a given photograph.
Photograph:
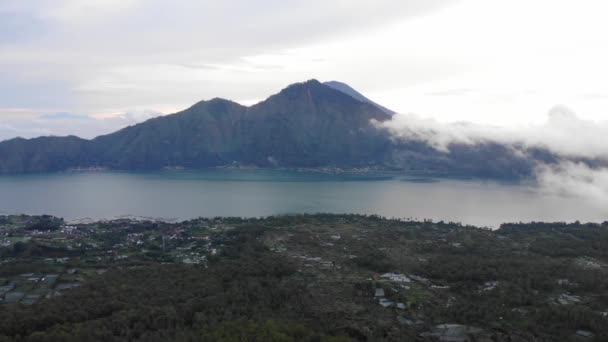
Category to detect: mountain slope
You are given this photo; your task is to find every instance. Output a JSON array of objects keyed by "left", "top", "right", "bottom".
[
  {"left": 0, "top": 136, "right": 88, "bottom": 173},
  {"left": 88, "top": 98, "right": 250, "bottom": 169},
  {"left": 83, "top": 80, "right": 393, "bottom": 170},
  {"left": 324, "top": 81, "right": 395, "bottom": 115}
]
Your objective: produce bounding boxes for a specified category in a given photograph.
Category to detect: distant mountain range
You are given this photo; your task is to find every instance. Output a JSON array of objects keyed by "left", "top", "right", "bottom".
[{"left": 0, "top": 80, "right": 564, "bottom": 178}]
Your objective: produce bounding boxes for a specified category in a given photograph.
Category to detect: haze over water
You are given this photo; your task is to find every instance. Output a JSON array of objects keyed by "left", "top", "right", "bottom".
[{"left": 0, "top": 170, "right": 605, "bottom": 228}]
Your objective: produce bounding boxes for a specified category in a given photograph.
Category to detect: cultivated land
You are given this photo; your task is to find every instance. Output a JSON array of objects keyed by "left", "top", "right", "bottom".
[{"left": 1, "top": 214, "right": 607, "bottom": 341}]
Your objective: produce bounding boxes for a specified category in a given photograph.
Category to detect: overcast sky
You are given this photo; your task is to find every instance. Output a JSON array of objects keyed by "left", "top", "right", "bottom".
[{"left": 1, "top": 0, "right": 608, "bottom": 140}]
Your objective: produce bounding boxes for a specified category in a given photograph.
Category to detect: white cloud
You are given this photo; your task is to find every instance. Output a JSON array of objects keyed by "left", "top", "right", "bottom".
[
  {"left": 43, "top": 0, "right": 142, "bottom": 22},
  {"left": 381, "top": 105, "right": 608, "bottom": 203},
  {"left": 536, "top": 162, "right": 608, "bottom": 205},
  {"left": 381, "top": 105, "right": 608, "bottom": 160}
]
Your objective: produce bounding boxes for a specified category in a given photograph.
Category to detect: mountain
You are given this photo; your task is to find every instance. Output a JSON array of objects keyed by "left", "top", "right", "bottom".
[
  {"left": 0, "top": 80, "right": 396, "bottom": 173},
  {"left": 0, "top": 79, "right": 540, "bottom": 178},
  {"left": 86, "top": 80, "right": 393, "bottom": 170},
  {"left": 0, "top": 136, "right": 89, "bottom": 173},
  {"left": 324, "top": 81, "right": 394, "bottom": 115}
]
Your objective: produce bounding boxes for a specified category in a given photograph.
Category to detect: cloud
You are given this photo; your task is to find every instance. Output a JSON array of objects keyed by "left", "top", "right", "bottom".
[
  {"left": 39, "top": 112, "right": 92, "bottom": 120},
  {"left": 381, "top": 105, "right": 608, "bottom": 160},
  {"left": 381, "top": 105, "right": 608, "bottom": 203},
  {"left": 0, "top": 0, "right": 455, "bottom": 115},
  {"left": 113, "top": 109, "right": 164, "bottom": 126},
  {"left": 426, "top": 88, "right": 477, "bottom": 97},
  {"left": 536, "top": 162, "right": 608, "bottom": 206},
  {"left": 0, "top": 12, "right": 47, "bottom": 44}
]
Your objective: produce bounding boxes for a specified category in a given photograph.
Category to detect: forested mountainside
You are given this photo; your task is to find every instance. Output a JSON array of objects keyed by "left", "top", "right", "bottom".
[{"left": 0, "top": 80, "right": 555, "bottom": 179}]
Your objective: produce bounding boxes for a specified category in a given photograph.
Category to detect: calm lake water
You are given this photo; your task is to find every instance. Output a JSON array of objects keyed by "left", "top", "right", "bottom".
[{"left": 0, "top": 170, "right": 605, "bottom": 228}]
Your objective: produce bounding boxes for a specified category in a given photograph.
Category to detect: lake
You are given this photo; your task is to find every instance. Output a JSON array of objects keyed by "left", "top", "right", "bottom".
[{"left": 0, "top": 170, "right": 605, "bottom": 228}]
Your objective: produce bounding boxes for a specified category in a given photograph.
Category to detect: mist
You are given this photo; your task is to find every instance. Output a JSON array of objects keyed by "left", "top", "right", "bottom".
[
  {"left": 536, "top": 162, "right": 608, "bottom": 206},
  {"left": 380, "top": 105, "right": 608, "bottom": 205}
]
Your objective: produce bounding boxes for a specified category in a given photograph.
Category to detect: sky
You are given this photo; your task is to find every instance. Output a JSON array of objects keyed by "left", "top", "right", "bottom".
[{"left": 1, "top": 0, "right": 608, "bottom": 141}]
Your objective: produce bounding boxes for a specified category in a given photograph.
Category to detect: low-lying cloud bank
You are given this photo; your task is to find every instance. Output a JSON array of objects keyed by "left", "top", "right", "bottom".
[
  {"left": 536, "top": 162, "right": 608, "bottom": 204},
  {"left": 380, "top": 106, "right": 608, "bottom": 204},
  {"left": 381, "top": 105, "right": 608, "bottom": 160}
]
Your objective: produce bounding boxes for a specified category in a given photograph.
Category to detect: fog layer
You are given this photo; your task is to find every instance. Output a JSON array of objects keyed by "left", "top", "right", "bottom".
[{"left": 381, "top": 106, "right": 608, "bottom": 205}]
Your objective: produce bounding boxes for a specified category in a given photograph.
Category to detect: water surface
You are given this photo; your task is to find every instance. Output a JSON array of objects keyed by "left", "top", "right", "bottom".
[{"left": 0, "top": 170, "right": 605, "bottom": 228}]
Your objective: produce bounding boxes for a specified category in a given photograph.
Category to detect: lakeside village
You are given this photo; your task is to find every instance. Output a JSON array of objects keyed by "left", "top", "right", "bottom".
[{"left": 1, "top": 214, "right": 608, "bottom": 341}]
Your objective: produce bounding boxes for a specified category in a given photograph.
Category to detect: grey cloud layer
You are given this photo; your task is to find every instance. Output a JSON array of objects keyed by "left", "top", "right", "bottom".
[{"left": 0, "top": 0, "right": 455, "bottom": 112}]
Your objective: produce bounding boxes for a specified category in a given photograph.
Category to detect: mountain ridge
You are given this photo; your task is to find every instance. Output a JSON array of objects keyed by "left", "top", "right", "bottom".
[{"left": 0, "top": 79, "right": 564, "bottom": 179}]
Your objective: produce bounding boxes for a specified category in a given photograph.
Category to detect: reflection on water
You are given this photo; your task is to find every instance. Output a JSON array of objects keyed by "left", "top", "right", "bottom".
[{"left": 0, "top": 170, "right": 605, "bottom": 228}]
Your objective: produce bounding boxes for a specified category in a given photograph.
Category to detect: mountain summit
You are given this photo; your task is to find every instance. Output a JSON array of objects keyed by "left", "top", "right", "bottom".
[{"left": 324, "top": 81, "right": 395, "bottom": 115}]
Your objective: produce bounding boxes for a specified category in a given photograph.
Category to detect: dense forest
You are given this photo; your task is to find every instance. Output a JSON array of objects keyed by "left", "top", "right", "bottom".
[{"left": 1, "top": 214, "right": 607, "bottom": 341}]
